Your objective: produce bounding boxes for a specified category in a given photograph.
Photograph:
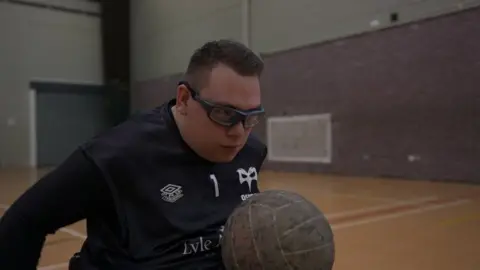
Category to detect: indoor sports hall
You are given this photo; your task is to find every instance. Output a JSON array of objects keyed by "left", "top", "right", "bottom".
[{"left": 1, "top": 1, "right": 479, "bottom": 269}]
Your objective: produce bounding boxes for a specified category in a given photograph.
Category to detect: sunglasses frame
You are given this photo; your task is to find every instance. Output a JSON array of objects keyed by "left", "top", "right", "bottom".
[{"left": 178, "top": 81, "right": 265, "bottom": 128}]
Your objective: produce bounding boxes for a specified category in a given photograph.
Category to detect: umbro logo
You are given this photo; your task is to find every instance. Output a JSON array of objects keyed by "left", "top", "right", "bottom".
[{"left": 160, "top": 184, "right": 184, "bottom": 203}]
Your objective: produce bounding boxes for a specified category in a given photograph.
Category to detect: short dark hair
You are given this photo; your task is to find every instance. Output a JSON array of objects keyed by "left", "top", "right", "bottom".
[{"left": 185, "top": 39, "right": 264, "bottom": 89}]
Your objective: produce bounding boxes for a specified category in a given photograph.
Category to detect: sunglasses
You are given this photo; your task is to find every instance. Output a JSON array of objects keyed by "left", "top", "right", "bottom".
[{"left": 178, "top": 81, "right": 265, "bottom": 128}]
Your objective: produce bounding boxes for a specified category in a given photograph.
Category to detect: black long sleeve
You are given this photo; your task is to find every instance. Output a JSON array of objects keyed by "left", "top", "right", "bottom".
[{"left": 0, "top": 148, "right": 109, "bottom": 269}]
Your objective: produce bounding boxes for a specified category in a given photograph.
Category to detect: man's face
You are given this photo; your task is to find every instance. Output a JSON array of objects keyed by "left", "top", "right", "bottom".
[{"left": 177, "top": 64, "right": 263, "bottom": 162}]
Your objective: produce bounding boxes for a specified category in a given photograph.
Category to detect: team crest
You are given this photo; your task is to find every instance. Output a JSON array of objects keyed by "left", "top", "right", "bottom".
[{"left": 237, "top": 167, "right": 258, "bottom": 192}]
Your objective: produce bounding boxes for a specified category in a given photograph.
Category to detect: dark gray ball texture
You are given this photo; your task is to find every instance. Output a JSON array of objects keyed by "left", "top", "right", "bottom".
[{"left": 221, "top": 189, "right": 335, "bottom": 270}]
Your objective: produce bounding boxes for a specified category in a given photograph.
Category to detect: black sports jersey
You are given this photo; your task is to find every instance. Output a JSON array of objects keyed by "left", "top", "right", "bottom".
[{"left": 0, "top": 99, "right": 267, "bottom": 270}]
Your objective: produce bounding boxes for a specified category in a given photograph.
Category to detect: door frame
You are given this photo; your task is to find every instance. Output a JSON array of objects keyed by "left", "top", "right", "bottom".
[{"left": 28, "top": 78, "right": 103, "bottom": 168}]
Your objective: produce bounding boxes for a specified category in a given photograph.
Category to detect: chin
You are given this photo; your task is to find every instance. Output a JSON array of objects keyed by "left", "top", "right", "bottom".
[
  {"left": 212, "top": 155, "right": 236, "bottom": 163},
  {"left": 212, "top": 151, "right": 239, "bottom": 163}
]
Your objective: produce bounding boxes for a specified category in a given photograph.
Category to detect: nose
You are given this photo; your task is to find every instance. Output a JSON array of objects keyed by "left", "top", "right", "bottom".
[{"left": 226, "top": 121, "right": 245, "bottom": 137}]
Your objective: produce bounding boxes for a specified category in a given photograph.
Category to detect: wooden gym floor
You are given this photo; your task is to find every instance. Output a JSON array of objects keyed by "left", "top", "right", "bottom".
[{"left": 1, "top": 168, "right": 479, "bottom": 270}]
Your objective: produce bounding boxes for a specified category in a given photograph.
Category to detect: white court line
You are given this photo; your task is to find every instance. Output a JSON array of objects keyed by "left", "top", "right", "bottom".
[
  {"left": 332, "top": 199, "right": 471, "bottom": 231},
  {"left": 0, "top": 204, "right": 86, "bottom": 239},
  {"left": 326, "top": 196, "right": 437, "bottom": 219},
  {"left": 38, "top": 262, "right": 69, "bottom": 270},
  {"left": 329, "top": 192, "right": 403, "bottom": 202},
  {"left": 60, "top": 228, "right": 86, "bottom": 239}
]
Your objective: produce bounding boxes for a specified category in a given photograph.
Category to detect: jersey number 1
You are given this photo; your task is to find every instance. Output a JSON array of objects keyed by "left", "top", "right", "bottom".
[{"left": 210, "top": 174, "right": 220, "bottom": 197}]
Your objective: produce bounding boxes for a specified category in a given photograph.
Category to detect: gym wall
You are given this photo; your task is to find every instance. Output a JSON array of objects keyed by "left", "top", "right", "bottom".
[
  {"left": 130, "top": 0, "right": 480, "bottom": 183},
  {"left": 130, "top": 0, "right": 479, "bottom": 84},
  {"left": 0, "top": 0, "right": 102, "bottom": 167},
  {"left": 258, "top": 7, "right": 480, "bottom": 183},
  {"left": 131, "top": 0, "right": 243, "bottom": 80},
  {"left": 130, "top": 0, "right": 244, "bottom": 109},
  {"left": 249, "top": 0, "right": 480, "bottom": 53}
]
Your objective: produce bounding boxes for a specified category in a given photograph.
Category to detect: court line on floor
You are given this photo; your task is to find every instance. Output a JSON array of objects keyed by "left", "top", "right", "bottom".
[
  {"left": 328, "top": 192, "right": 404, "bottom": 202},
  {"left": 60, "top": 227, "right": 87, "bottom": 239},
  {"left": 0, "top": 204, "right": 86, "bottom": 239},
  {"left": 325, "top": 196, "right": 437, "bottom": 219},
  {"left": 331, "top": 198, "right": 471, "bottom": 231},
  {"left": 38, "top": 262, "right": 69, "bottom": 270}
]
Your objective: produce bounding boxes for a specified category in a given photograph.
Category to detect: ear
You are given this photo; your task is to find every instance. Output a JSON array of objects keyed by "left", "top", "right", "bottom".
[{"left": 175, "top": 85, "right": 190, "bottom": 115}]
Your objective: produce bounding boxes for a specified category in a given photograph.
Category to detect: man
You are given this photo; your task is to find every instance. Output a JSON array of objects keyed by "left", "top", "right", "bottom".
[{"left": 0, "top": 39, "right": 268, "bottom": 269}]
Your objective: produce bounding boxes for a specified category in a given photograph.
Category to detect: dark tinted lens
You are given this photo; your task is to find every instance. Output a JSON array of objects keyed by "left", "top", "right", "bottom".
[
  {"left": 244, "top": 114, "right": 261, "bottom": 128},
  {"left": 208, "top": 105, "right": 264, "bottom": 128},
  {"left": 209, "top": 107, "right": 236, "bottom": 125}
]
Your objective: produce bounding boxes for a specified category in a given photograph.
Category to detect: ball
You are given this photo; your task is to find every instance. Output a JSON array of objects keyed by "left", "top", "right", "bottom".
[{"left": 221, "top": 189, "right": 335, "bottom": 270}]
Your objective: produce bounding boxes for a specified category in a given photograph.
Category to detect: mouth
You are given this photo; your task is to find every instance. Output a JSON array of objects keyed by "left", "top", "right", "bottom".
[{"left": 221, "top": 145, "right": 241, "bottom": 149}]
